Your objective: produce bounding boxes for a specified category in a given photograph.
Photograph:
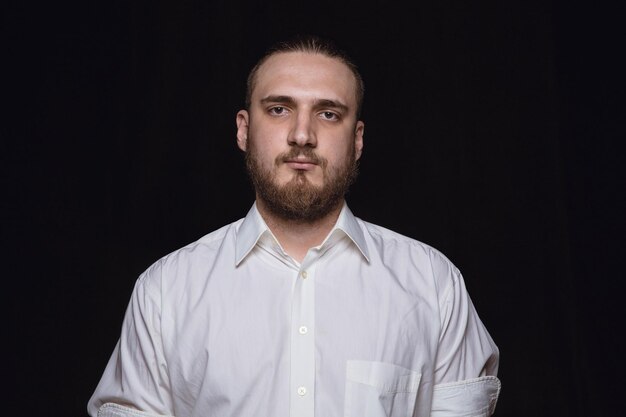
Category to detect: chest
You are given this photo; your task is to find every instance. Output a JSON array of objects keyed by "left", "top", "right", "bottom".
[{"left": 161, "top": 252, "right": 441, "bottom": 416}]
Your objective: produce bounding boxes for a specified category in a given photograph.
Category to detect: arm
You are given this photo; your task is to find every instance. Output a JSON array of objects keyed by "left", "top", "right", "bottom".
[
  {"left": 430, "top": 253, "right": 501, "bottom": 416},
  {"left": 87, "top": 264, "right": 174, "bottom": 417}
]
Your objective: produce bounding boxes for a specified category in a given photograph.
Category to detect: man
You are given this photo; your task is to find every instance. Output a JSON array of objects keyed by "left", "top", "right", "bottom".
[{"left": 88, "top": 35, "right": 501, "bottom": 417}]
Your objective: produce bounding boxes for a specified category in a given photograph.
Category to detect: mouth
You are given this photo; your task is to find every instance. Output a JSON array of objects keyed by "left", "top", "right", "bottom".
[
  {"left": 284, "top": 158, "right": 317, "bottom": 170},
  {"left": 283, "top": 155, "right": 319, "bottom": 171}
]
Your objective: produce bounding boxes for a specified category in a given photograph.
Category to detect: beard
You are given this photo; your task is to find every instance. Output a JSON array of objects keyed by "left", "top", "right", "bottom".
[{"left": 245, "top": 141, "right": 359, "bottom": 222}]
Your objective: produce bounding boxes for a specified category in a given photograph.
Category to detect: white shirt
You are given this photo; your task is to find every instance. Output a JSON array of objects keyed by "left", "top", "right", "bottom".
[{"left": 88, "top": 202, "right": 501, "bottom": 417}]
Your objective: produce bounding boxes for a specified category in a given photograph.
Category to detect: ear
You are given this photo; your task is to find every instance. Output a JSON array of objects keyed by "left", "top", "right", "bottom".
[
  {"left": 236, "top": 110, "right": 250, "bottom": 151},
  {"left": 354, "top": 120, "right": 364, "bottom": 161}
]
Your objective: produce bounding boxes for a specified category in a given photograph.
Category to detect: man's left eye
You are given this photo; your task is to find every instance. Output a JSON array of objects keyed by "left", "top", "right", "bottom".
[{"left": 321, "top": 112, "right": 338, "bottom": 120}]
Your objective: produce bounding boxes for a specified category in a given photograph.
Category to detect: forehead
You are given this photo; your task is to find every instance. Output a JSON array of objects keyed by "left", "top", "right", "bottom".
[{"left": 252, "top": 52, "right": 358, "bottom": 108}]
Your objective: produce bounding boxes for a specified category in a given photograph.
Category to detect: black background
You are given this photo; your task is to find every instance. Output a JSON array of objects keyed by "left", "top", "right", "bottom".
[{"left": 4, "top": 0, "right": 625, "bottom": 416}]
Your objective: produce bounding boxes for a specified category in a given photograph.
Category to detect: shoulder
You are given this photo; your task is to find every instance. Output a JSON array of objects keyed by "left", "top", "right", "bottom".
[
  {"left": 136, "top": 218, "right": 243, "bottom": 290},
  {"left": 358, "top": 218, "right": 461, "bottom": 293}
]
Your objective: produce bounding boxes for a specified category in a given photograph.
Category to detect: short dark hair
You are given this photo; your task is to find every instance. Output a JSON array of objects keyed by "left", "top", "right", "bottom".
[{"left": 245, "top": 34, "right": 365, "bottom": 118}]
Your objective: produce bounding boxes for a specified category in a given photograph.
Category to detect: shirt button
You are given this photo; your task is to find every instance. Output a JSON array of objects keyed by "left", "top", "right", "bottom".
[
  {"left": 297, "top": 386, "right": 307, "bottom": 396},
  {"left": 301, "top": 271, "right": 308, "bottom": 279},
  {"left": 299, "top": 326, "right": 308, "bottom": 335}
]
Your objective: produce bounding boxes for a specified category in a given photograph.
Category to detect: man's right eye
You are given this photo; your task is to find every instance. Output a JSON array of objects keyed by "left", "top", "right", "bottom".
[{"left": 269, "top": 106, "right": 286, "bottom": 115}]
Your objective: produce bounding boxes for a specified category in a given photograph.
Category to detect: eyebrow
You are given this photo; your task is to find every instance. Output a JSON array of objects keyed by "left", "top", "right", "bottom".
[
  {"left": 260, "top": 95, "right": 297, "bottom": 107},
  {"left": 260, "top": 95, "right": 350, "bottom": 113},
  {"left": 314, "top": 98, "right": 349, "bottom": 113}
]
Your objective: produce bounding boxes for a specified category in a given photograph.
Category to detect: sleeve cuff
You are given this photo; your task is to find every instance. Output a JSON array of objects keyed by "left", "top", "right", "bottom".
[
  {"left": 96, "top": 403, "right": 175, "bottom": 417},
  {"left": 431, "top": 375, "right": 501, "bottom": 416}
]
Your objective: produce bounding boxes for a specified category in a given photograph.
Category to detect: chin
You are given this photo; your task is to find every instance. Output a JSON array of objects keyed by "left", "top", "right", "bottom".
[{"left": 283, "top": 171, "right": 318, "bottom": 185}]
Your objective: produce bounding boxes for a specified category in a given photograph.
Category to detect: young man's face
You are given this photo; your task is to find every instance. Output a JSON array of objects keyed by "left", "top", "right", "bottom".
[{"left": 236, "top": 51, "right": 364, "bottom": 221}]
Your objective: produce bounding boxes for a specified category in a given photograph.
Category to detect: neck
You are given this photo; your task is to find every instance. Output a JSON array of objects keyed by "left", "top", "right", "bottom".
[{"left": 256, "top": 198, "right": 344, "bottom": 263}]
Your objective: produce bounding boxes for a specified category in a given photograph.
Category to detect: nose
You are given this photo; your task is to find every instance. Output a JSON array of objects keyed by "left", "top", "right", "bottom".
[{"left": 288, "top": 112, "right": 316, "bottom": 147}]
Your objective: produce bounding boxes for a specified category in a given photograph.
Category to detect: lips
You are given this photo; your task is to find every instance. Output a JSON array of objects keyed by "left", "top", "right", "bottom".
[{"left": 284, "top": 158, "right": 317, "bottom": 170}]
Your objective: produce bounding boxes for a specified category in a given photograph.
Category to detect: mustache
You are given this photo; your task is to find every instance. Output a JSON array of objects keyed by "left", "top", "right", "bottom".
[{"left": 276, "top": 147, "right": 326, "bottom": 167}]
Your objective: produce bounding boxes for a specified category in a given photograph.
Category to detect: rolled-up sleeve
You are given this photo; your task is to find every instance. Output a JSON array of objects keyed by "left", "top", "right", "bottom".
[
  {"left": 431, "top": 253, "right": 501, "bottom": 415},
  {"left": 431, "top": 376, "right": 501, "bottom": 417}
]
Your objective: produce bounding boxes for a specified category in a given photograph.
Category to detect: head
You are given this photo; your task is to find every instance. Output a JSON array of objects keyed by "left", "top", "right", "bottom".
[
  {"left": 236, "top": 35, "right": 365, "bottom": 222},
  {"left": 245, "top": 35, "right": 365, "bottom": 119}
]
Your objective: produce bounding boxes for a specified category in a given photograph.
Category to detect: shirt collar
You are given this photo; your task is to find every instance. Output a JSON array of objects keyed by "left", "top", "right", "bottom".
[
  {"left": 235, "top": 202, "right": 268, "bottom": 266},
  {"left": 330, "top": 203, "right": 370, "bottom": 262},
  {"left": 235, "top": 201, "right": 370, "bottom": 266}
]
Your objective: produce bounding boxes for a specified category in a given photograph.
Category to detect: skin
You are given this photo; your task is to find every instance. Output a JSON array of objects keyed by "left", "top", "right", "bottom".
[{"left": 236, "top": 51, "right": 365, "bottom": 262}]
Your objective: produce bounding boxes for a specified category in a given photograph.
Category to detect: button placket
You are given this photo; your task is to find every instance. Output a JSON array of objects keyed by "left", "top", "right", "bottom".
[{"left": 290, "top": 264, "right": 316, "bottom": 417}]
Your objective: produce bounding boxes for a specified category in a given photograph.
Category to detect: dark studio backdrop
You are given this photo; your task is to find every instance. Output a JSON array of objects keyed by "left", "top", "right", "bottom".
[{"left": 4, "top": 0, "right": 625, "bottom": 416}]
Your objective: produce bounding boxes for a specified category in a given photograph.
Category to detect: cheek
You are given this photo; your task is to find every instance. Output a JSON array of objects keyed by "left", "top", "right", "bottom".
[
  {"left": 249, "top": 122, "right": 278, "bottom": 148},
  {"left": 324, "top": 139, "right": 355, "bottom": 162},
  {"left": 250, "top": 123, "right": 285, "bottom": 147},
  {"left": 249, "top": 140, "right": 280, "bottom": 169}
]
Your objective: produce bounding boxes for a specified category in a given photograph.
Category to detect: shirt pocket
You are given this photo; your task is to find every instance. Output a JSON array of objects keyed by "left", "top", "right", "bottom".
[{"left": 344, "top": 360, "right": 421, "bottom": 417}]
